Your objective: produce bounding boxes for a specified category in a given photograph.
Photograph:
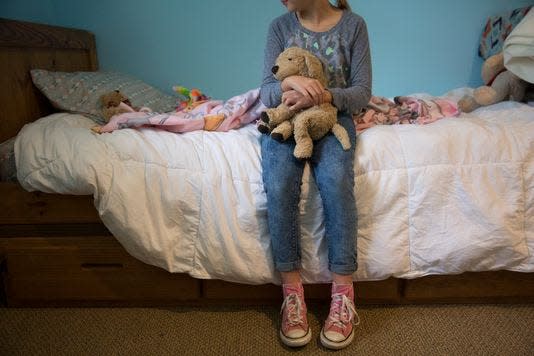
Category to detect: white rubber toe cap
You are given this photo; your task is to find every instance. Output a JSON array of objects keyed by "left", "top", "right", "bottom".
[
  {"left": 320, "top": 327, "right": 354, "bottom": 350},
  {"left": 323, "top": 330, "right": 345, "bottom": 342},
  {"left": 280, "top": 327, "right": 312, "bottom": 347}
]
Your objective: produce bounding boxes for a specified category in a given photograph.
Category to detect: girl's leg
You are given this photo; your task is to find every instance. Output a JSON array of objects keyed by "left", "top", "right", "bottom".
[
  {"left": 310, "top": 114, "right": 360, "bottom": 350},
  {"left": 281, "top": 270, "right": 302, "bottom": 284},
  {"left": 332, "top": 272, "right": 353, "bottom": 284},
  {"left": 309, "top": 114, "right": 358, "bottom": 276},
  {"left": 260, "top": 133, "right": 306, "bottom": 274},
  {"left": 260, "top": 133, "right": 311, "bottom": 347}
]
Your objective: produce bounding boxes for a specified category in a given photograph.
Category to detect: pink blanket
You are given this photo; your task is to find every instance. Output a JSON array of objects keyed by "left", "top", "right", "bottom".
[
  {"left": 93, "top": 89, "right": 460, "bottom": 136},
  {"left": 94, "top": 88, "right": 266, "bottom": 134},
  {"left": 353, "top": 96, "right": 460, "bottom": 134}
]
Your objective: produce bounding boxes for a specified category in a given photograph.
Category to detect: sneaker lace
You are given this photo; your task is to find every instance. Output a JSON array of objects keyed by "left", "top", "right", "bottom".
[
  {"left": 327, "top": 293, "right": 360, "bottom": 329},
  {"left": 280, "top": 293, "right": 305, "bottom": 327}
]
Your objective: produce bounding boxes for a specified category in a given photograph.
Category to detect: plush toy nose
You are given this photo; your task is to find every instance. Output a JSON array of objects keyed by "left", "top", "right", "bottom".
[{"left": 271, "top": 65, "right": 279, "bottom": 74}]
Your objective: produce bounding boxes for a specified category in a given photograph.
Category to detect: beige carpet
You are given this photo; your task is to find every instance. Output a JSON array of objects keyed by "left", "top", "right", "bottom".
[{"left": 1, "top": 303, "right": 534, "bottom": 355}]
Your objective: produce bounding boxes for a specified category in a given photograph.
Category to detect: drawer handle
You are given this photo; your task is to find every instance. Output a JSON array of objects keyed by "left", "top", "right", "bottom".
[
  {"left": 81, "top": 263, "right": 124, "bottom": 270},
  {"left": 27, "top": 201, "right": 47, "bottom": 208}
]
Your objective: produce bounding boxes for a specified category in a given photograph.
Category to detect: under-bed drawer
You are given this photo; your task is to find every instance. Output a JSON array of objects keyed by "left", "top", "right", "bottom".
[
  {"left": 1, "top": 236, "right": 200, "bottom": 306},
  {"left": 403, "top": 271, "right": 534, "bottom": 303}
]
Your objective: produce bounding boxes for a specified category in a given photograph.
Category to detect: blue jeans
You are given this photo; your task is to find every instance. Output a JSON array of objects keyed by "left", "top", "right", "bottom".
[{"left": 260, "top": 114, "right": 358, "bottom": 275}]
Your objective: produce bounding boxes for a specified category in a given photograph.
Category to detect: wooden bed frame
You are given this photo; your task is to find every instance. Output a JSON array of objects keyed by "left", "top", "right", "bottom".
[{"left": 1, "top": 18, "right": 534, "bottom": 307}]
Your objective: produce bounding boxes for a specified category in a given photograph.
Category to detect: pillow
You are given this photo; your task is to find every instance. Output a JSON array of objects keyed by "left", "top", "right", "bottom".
[
  {"left": 31, "top": 69, "right": 178, "bottom": 123},
  {"left": 478, "top": 5, "right": 532, "bottom": 60}
]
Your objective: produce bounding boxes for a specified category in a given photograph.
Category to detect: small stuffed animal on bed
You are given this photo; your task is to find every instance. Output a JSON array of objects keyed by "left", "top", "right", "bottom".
[
  {"left": 258, "top": 47, "right": 351, "bottom": 159},
  {"left": 458, "top": 52, "right": 533, "bottom": 113},
  {"left": 173, "top": 85, "right": 210, "bottom": 112},
  {"left": 100, "top": 90, "right": 151, "bottom": 122}
]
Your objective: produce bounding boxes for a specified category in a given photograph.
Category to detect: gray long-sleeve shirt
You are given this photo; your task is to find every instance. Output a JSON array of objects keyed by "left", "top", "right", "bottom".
[{"left": 259, "top": 10, "right": 372, "bottom": 116}]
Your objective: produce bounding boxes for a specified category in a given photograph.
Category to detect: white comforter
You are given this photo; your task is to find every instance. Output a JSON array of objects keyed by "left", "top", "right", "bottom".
[{"left": 15, "top": 88, "right": 534, "bottom": 284}]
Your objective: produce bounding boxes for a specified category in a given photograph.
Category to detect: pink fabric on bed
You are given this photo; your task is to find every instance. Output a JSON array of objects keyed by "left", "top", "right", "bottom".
[
  {"left": 353, "top": 95, "right": 460, "bottom": 134},
  {"left": 96, "top": 88, "right": 266, "bottom": 134}
]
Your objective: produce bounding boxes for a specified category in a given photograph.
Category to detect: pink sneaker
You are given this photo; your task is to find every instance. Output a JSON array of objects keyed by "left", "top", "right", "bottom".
[
  {"left": 320, "top": 282, "right": 360, "bottom": 350},
  {"left": 279, "top": 283, "right": 312, "bottom": 347}
]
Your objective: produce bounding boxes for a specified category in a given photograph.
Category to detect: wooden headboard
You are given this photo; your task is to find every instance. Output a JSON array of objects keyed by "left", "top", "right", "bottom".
[{"left": 0, "top": 18, "right": 98, "bottom": 142}]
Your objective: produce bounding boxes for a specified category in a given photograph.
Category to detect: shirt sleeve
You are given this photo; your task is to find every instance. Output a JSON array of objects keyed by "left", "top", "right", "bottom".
[
  {"left": 328, "top": 18, "right": 372, "bottom": 115},
  {"left": 259, "top": 20, "right": 284, "bottom": 108}
]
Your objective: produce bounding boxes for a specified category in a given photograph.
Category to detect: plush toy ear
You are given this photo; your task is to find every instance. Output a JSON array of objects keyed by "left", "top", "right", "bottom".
[
  {"left": 305, "top": 54, "right": 326, "bottom": 86},
  {"left": 100, "top": 93, "right": 109, "bottom": 107}
]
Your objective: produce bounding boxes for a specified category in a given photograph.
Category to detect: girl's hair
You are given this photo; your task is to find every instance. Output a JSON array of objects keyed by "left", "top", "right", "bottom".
[{"left": 336, "top": 0, "right": 351, "bottom": 10}]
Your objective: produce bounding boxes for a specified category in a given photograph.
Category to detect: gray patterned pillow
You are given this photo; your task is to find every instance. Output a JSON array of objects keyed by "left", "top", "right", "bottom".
[{"left": 30, "top": 70, "right": 178, "bottom": 124}]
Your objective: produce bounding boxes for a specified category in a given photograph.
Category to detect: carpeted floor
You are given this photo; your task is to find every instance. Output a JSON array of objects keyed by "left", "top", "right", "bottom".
[{"left": 1, "top": 302, "right": 534, "bottom": 355}]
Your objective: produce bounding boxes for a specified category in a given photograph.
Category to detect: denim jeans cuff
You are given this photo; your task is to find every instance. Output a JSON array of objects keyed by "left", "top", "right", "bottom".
[
  {"left": 329, "top": 261, "right": 358, "bottom": 275},
  {"left": 275, "top": 260, "right": 301, "bottom": 272}
]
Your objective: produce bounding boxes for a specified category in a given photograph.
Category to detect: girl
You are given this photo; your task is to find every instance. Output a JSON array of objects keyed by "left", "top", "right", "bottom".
[{"left": 259, "top": 0, "right": 372, "bottom": 350}]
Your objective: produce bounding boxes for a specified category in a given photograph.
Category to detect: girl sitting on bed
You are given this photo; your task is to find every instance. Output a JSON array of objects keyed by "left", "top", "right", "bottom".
[{"left": 259, "top": 0, "right": 372, "bottom": 349}]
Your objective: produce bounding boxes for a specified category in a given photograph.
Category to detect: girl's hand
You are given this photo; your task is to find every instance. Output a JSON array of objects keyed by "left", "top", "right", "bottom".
[
  {"left": 281, "top": 75, "right": 325, "bottom": 106},
  {"left": 282, "top": 90, "right": 315, "bottom": 111}
]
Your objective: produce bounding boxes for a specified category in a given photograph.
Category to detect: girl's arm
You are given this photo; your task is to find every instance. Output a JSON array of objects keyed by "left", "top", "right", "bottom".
[
  {"left": 281, "top": 76, "right": 325, "bottom": 106},
  {"left": 328, "top": 19, "right": 372, "bottom": 114},
  {"left": 259, "top": 20, "right": 284, "bottom": 108}
]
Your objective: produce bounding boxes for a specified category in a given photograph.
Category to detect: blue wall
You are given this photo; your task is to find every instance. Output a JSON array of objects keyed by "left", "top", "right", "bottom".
[
  {"left": 2, "top": 0, "right": 533, "bottom": 99},
  {"left": 1, "top": 0, "right": 56, "bottom": 24},
  {"left": 353, "top": 0, "right": 533, "bottom": 97}
]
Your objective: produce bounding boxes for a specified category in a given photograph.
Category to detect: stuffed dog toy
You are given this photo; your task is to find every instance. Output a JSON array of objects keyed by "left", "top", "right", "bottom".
[
  {"left": 100, "top": 90, "right": 151, "bottom": 122},
  {"left": 258, "top": 47, "right": 351, "bottom": 159}
]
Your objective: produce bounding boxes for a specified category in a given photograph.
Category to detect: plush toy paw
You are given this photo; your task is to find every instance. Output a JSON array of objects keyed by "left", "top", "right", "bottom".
[
  {"left": 257, "top": 120, "right": 271, "bottom": 134},
  {"left": 271, "top": 132, "right": 286, "bottom": 142},
  {"left": 263, "top": 107, "right": 294, "bottom": 127},
  {"left": 458, "top": 95, "right": 480, "bottom": 113},
  {"left": 474, "top": 86, "right": 498, "bottom": 106},
  {"left": 90, "top": 126, "right": 103, "bottom": 134},
  {"left": 294, "top": 138, "right": 313, "bottom": 159},
  {"left": 260, "top": 111, "right": 270, "bottom": 124},
  {"left": 271, "top": 121, "right": 294, "bottom": 142},
  {"left": 257, "top": 111, "right": 272, "bottom": 134}
]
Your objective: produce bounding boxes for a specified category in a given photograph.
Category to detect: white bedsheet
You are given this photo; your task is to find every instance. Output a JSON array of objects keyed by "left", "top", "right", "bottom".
[{"left": 14, "top": 88, "right": 534, "bottom": 284}]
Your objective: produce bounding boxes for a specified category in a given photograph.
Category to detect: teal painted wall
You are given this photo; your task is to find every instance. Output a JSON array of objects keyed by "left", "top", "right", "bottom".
[
  {"left": 2, "top": 0, "right": 533, "bottom": 99},
  {"left": 1, "top": 0, "right": 56, "bottom": 24}
]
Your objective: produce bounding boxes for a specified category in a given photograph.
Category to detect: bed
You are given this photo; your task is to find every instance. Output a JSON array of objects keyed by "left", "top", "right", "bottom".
[{"left": 1, "top": 18, "right": 534, "bottom": 307}]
